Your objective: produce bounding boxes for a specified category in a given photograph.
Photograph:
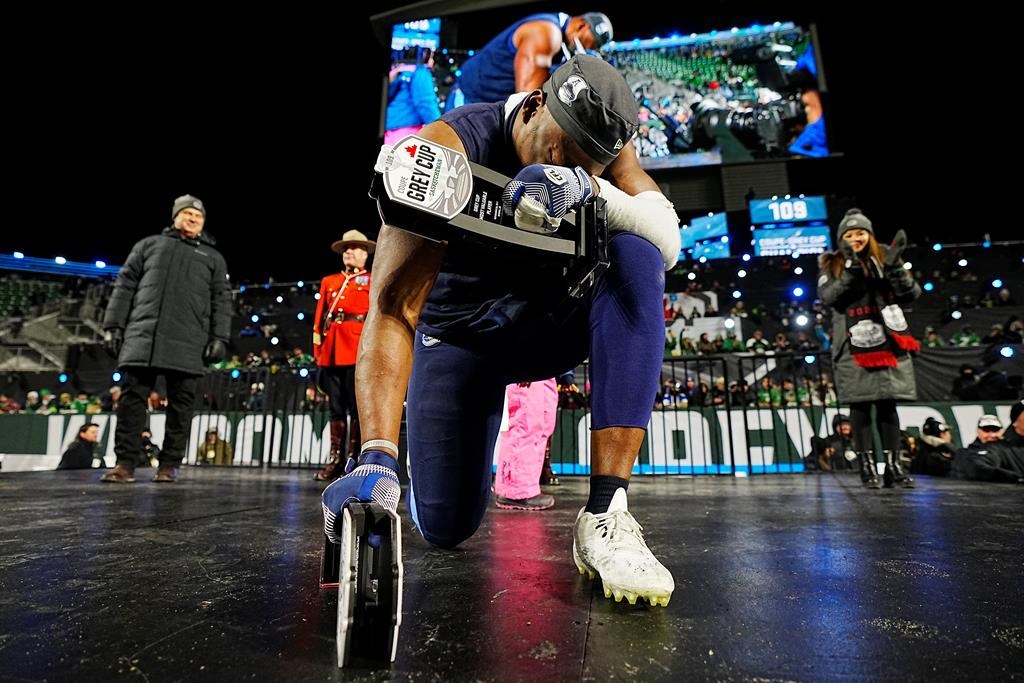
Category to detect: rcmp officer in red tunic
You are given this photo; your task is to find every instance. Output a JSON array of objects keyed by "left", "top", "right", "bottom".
[{"left": 312, "top": 230, "right": 374, "bottom": 481}]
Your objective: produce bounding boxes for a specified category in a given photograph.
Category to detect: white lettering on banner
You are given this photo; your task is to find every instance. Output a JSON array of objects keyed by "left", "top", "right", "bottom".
[
  {"left": 743, "top": 409, "right": 776, "bottom": 468},
  {"left": 235, "top": 416, "right": 283, "bottom": 466},
  {"left": 779, "top": 408, "right": 816, "bottom": 461},
  {"left": 720, "top": 410, "right": 748, "bottom": 467},
  {"left": 950, "top": 405, "right": 985, "bottom": 445},
  {"left": 647, "top": 410, "right": 712, "bottom": 466},
  {"left": 285, "top": 416, "right": 330, "bottom": 465}
]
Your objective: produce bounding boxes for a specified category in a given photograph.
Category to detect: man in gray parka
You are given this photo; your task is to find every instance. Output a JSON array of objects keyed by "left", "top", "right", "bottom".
[{"left": 101, "top": 194, "right": 231, "bottom": 483}]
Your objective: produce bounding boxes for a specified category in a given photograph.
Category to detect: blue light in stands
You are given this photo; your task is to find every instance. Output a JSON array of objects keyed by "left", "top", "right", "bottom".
[
  {"left": 13, "top": 251, "right": 24, "bottom": 259},
  {"left": 271, "top": 336, "right": 280, "bottom": 345},
  {"left": 924, "top": 282, "right": 935, "bottom": 291},
  {"left": 932, "top": 243, "right": 942, "bottom": 251},
  {"left": 737, "top": 269, "right": 747, "bottom": 278},
  {"left": 795, "top": 314, "right": 809, "bottom": 327},
  {"left": 112, "top": 371, "right": 122, "bottom": 382},
  {"left": 467, "top": 50, "right": 474, "bottom": 56},
  {"left": 804, "top": 355, "right": 816, "bottom": 364},
  {"left": 239, "top": 285, "right": 246, "bottom": 292},
  {"left": 742, "top": 254, "right": 751, "bottom": 262},
  {"left": 95, "top": 260, "right": 106, "bottom": 269},
  {"left": 992, "top": 279, "right": 1003, "bottom": 288},
  {"left": 903, "top": 262, "right": 913, "bottom": 270},
  {"left": 721, "top": 235, "right": 729, "bottom": 243},
  {"left": 958, "top": 258, "right": 968, "bottom": 267},
  {"left": 792, "top": 286, "right": 804, "bottom": 298},
  {"left": 723, "top": 318, "right": 735, "bottom": 329},
  {"left": 55, "top": 256, "right": 67, "bottom": 265},
  {"left": 794, "top": 266, "right": 803, "bottom": 275},
  {"left": 263, "top": 283, "right": 271, "bottom": 289},
  {"left": 983, "top": 241, "right": 991, "bottom": 248},
  {"left": 299, "top": 368, "right": 310, "bottom": 378},
  {"left": 58, "top": 373, "right": 68, "bottom": 383},
  {"left": 314, "top": 293, "right": 321, "bottom": 300},
  {"left": 1000, "top": 346, "right": 1015, "bottom": 359},
  {"left": 250, "top": 314, "right": 259, "bottom": 323},
  {"left": 455, "top": 70, "right": 462, "bottom": 78},
  {"left": 687, "top": 272, "right": 696, "bottom": 280},
  {"left": 296, "top": 312, "right": 305, "bottom": 321},
  {"left": 732, "top": 290, "right": 742, "bottom": 299},
  {"left": 276, "top": 295, "right": 284, "bottom": 303},
  {"left": 951, "top": 310, "right": 963, "bottom": 320},
  {"left": 297, "top": 280, "right": 304, "bottom": 288},
  {"left": 699, "top": 256, "right": 708, "bottom": 263},
  {"left": 231, "top": 369, "right": 240, "bottom": 379}
]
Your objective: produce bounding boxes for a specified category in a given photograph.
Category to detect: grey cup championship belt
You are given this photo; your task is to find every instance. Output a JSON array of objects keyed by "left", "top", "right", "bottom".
[{"left": 371, "top": 135, "right": 608, "bottom": 298}]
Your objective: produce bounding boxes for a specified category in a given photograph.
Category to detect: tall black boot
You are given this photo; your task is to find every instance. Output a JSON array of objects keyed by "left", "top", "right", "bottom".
[
  {"left": 883, "top": 449, "right": 914, "bottom": 489},
  {"left": 858, "top": 451, "right": 881, "bottom": 489},
  {"left": 346, "top": 415, "right": 362, "bottom": 475}
]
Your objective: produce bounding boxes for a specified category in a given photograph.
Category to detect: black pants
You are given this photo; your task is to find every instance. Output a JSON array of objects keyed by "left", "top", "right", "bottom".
[
  {"left": 318, "top": 365, "right": 356, "bottom": 422},
  {"left": 849, "top": 399, "right": 900, "bottom": 453},
  {"left": 114, "top": 367, "right": 199, "bottom": 466}
]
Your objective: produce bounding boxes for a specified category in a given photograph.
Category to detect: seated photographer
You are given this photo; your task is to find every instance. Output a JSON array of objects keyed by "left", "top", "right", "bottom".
[{"left": 911, "top": 417, "right": 956, "bottom": 477}]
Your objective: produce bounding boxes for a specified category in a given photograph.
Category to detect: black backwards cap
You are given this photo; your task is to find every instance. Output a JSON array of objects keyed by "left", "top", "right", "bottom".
[{"left": 541, "top": 54, "right": 638, "bottom": 166}]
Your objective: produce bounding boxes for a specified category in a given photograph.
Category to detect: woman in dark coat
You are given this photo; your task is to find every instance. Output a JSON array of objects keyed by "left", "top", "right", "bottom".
[{"left": 817, "top": 208, "right": 921, "bottom": 489}]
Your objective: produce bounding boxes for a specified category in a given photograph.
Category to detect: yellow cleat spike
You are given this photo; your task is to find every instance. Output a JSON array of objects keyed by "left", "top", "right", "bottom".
[
  {"left": 577, "top": 565, "right": 586, "bottom": 576},
  {"left": 604, "top": 586, "right": 612, "bottom": 599},
  {"left": 613, "top": 590, "right": 624, "bottom": 602},
  {"left": 626, "top": 593, "right": 638, "bottom": 605}
]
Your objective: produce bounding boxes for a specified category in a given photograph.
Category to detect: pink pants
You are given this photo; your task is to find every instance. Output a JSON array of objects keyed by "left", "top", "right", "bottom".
[
  {"left": 384, "top": 125, "right": 424, "bottom": 146},
  {"left": 494, "top": 378, "right": 558, "bottom": 499}
]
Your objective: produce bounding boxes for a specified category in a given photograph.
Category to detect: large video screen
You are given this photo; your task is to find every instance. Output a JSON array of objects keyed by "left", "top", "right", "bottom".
[
  {"left": 753, "top": 226, "right": 831, "bottom": 256},
  {"left": 680, "top": 212, "right": 728, "bottom": 250},
  {"left": 749, "top": 195, "right": 827, "bottom": 224},
  {"left": 383, "top": 12, "right": 829, "bottom": 169}
]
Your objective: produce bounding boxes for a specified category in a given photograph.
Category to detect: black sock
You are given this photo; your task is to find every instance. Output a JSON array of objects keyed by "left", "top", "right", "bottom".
[{"left": 586, "top": 475, "right": 629, "bottom": 514}]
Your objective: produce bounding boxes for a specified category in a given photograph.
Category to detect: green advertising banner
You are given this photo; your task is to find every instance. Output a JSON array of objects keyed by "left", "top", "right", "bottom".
[{"left": 1, "top": 402, "right": 1017, "bottom": 474}]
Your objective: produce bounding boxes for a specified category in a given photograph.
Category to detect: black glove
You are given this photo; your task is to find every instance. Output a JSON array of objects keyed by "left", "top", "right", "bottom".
[
  {"left": 882, "top": 229, "right": 907, "bottom": 269},
  {"left": 839, "top": 240, "right": 861, "bottom": 274},
  {"left": 104, "top": 328, "right": 124, "bottom": 358},
  {"left": 203, "top": 339, "right": 228, "bottom": 365}
]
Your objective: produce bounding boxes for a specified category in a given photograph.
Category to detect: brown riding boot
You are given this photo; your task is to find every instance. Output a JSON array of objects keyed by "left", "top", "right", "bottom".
[
  {"left": 314, "top": 419, "right": 347, "bottom": 481},
  {"left": 539, "top": 437, "right": 559, "bottom": 486}
]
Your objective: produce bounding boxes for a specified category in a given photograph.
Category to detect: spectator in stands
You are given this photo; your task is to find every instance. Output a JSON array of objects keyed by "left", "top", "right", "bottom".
[
  {"left": 923, "top": 326, "right": 945, "bottom": 348},
  {"left": 1004, "top": 400, "right": 1024, "bottom": 447},
  {"left": 1007, "top": 319, "right": 1024, "bottom": 343},
  {"left": 37, "top": 390, "right": 58, "bottom": 414},
  {"left": 951, "top": 364, "right": 978, "bottom": 400},
  {"left": 797, "top": 378, "right": 813, "bottom": 407},
  {"left": 680, "top": 336, "right": 697, "bottom": 356},
  {"left": 795, "top": 331, "right": 819, "bottom": 352},
  {"left": 57, "top": 423, "right": 101, "bottom": 470},
  {"left": 711, "top": 377, "right": 727, "bottom": 406},
  {"left": 245, "top": 382, "right": 265, "bottom": 411},
  {"left": 951, "top": 325, "right": 980, "bottom": 347},
  {"left": 147, "top": 391, "right": 164, "bottom": 412},
  {"left": 697, "top": 333, "right": 715, "bottom": 355},
  {"left": 748, "top": 330, "right": 771, "bottom": 354},
  {"left": 721, "top": 331, "right": 745, "bottom": 352},
  {"left": 287, "top": 347, "right": 313, "bottom": 368},
  {"left": 773, "top": 333, "right": 792, "bottom": 353},
  {"left": 911, "top": 417, "right": 956, "bottom": 476},
  {"left": 729, "top": 380, "right": 753, "bottom": 406},
  {"left": 812, "top": 375, "right": 838, "bottom": 407},
  {"left": 101, "top": 194, "right": 231, "bottom": 484},
  {"left": 22, "top": 390, "right": 41, "bottom": 413},
  {"left": 0, "top": 393, "right": 21, "bottom": 414},
  {"left": 100, "top": 386, "right": 121, "bottom": 413},
  {"left": 312, "top": 230, "right": 374, "bottom": 481},
  {"left": 712, "top": 334, "right": 725, "bottom": 353},
  {"left": 780, "top": 379, "right": 797, "bottom": 406},
  {"left": 756, "top": 377, "right": 773, "bottom": 407},
  {"left": 995, "top": 287, "right": 1016, "bottom": 307},
  {"left": 71, "top": 392, "right": 90, "bottom": 413},
  {"left": 664, "top": 329, "right": 678, "bottom": 358},
  {"left": 196, "top": 427, "right": 234, "bottom": 465},
  {"left": 818, "top": 208, "right": 920, "bottom": 490},
  {"left": 951, "top": 413, "right": 1024, "bottom": 483}
]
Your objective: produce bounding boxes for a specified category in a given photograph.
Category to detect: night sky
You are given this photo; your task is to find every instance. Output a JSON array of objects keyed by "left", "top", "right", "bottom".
[{"left": 4, "top": 2, "right": 1002, "bottom": 282}]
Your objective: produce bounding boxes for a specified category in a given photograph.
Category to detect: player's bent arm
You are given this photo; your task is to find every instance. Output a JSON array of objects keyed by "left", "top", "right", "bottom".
[
  {"left": 512, "top": 21, "right": 561, "bottom": 92},
  {"left": 596, "top": 141, "right": 681, "bottom": 270}
]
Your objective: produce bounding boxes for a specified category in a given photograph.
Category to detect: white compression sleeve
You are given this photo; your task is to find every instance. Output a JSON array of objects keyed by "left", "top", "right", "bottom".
[{"left": 593, "top": 176, "right": 681, "bottom": 270}]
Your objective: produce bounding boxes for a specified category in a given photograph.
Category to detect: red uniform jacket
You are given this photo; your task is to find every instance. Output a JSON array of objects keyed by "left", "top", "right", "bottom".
[{"left": 313, "top": 269, "right": 371, "bottom": 367}]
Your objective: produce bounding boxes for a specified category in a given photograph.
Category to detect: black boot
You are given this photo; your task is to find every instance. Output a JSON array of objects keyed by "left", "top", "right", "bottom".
[
  {"left": 883, "top": 449, "right": 914, "bottom": 489},
  {"left": 858, "top": 451, "right": 881, "bottom": 489},
  {"left": 315, "top": 419, "right": 346, "bottom": 481},
  {"left": 540, "top": 437, "right": 559, "bottom": 486},
  {"left": 345, "top": 416, "right": 362, "bottom": 475}
]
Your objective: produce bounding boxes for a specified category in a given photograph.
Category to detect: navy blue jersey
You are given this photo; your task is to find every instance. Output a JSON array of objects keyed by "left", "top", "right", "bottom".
[
  {"left": 457, "top": 13, "right": 566, "bottom": 104},
  {"left": 417, "top": 97, "right": 566, "bottom": 345}
]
